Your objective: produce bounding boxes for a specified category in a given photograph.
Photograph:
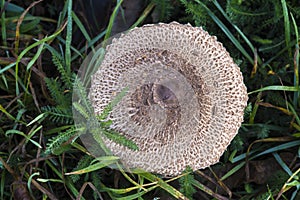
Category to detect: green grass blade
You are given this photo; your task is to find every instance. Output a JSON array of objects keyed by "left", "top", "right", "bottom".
[
  {"left": 5, "top": 129, "right": 42, "bottom": 148},
  {"left": 273, "top": 152, "right": 292, "bottom": 176},
  {"left": 291, "top": 13, "right": 299, "bottom": 107},
  {"left": 232, "top": 140, "right": 300, "bottom": 163},
  {"left": 14, "top": 108, "right": 26, "bottom": 129},
  {"left": 195, "top": 0, "right": 254, "bottom": 64},
  {"left": 71, "top": 11, "right": 91, "bottom": 42},
  {"left": 103, "top": 186, "right": 144, "bottom": 194},
  {"left": 1, "top": 0, "right": 7, "bottom": 47},
  {"left": 45, "top": 160, "right": 62, "bottom": 179},
  {"left": 5, "top": 2, "right": 24, "bottom": 12},
  {"left": 65, "top": 157, "right": 119, "bottom": 175},
  {"left": 115, "top": 185, "right": 157, "bottom": 200},
  {"left": 19, "top": 18, "right": 40, "bottom": 33},
  {"left": 55, "top": 36, "right": 83, "bottom": 62},
  {"left": 0, "top": 170, "right": 5, "bottom": 200},
  {"left": 221, "top": 161, "right": 246, "bottom": 181},
  {"left": 0, "top": 104, "right": 17, "bottom": 121},
  {"left": 212, "top": 0, "right": 262, "bottom": 65},
  {"left": 288, "top": 102, "right": 300, "bottom": 126},
  {"left": 81, "top": 47, "right": 105, "bottom": 86},
  {"left": 65, "top": 0, "right": 72, "bottom": 74},
  {"left": 191, "top": 179, "right": 227, "bottom": 200},
  {"left": 94, "top": 185, "right": 145, "bottom": 195},
  {"left": 92, "top": 156, "right": 120, "bottom": 163},
  {"left": 281, "top": 0, "right": 292, "bottom": 57},
  {"left": 129, "top": 2, "right": 156, "bottom": 29},
  {"left": 104, "top": 0, "right": 124, "bottom": 42},
  {"left": 249, "top": 92, "right": 261, "bottom": 124},
  {"left": 36, "top": 178, "right": 64, "bottom": 183},
  {"left": 140, "top": 172, "right": 187, "bottom": 199},
  {"left": 15, "top": 21, "right": 67, "bottom": 95},
  {"left": 57, "top": 0, "right": 68, "bottom": 28},
  {"left": 248, "top": 85, "right": 299, "bottom": 95},
  {"left": 28, "top": 125, "right": 43, "bottom": 140},
  {"left": 0, "top": 62, "right": 15, "bottom": 74},
  {"left": 26, "top": 42, "right": 45, "bottom": 70},
  {"left": 27, "top": 113, "right": 47, "bottom": 127},
  {"left": 27, "top": 172, "right": 39, "bottom": 198}
]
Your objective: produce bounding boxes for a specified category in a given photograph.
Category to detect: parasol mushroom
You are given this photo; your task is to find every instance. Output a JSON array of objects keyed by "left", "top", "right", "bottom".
[{"left": 86, "top": 22, "right": 248, "bottom": 176}]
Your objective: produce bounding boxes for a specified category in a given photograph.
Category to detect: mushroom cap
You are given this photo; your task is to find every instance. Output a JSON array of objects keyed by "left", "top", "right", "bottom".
[{"left": 87, "top": 22, "right": 248, "bottom": 176}]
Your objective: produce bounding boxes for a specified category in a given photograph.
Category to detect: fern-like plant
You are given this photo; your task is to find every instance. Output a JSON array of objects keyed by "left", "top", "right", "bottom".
[
  {"left": 151, "top": 0, "right": 174, "bottom": 21},
  {"left": 72, "top": 77, "right": 139, "bottom": 153},
  {"left": 179, "top": 166, "right": 197, "bottom": 199},
  {"left": 41, "top": 45, "right": 74, "bottom": 125}
]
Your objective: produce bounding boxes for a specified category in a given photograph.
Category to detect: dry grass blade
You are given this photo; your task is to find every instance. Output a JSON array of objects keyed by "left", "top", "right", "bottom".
[
  {"left": 14, "top": 0, "right": 43, "bottom": 53},
  {"left": 76, "top": 182, "right": 103, "bottom": 200}
]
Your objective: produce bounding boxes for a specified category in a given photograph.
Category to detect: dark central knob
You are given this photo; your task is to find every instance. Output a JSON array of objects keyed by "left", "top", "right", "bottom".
[{"left": 152, "top": 84, "right": 178, "bottom": 109}]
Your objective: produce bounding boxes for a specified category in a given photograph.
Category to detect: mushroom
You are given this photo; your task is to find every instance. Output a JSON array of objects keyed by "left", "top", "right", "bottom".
[{"left": 86, "top": 22, "right": 248, "bottom": 176}]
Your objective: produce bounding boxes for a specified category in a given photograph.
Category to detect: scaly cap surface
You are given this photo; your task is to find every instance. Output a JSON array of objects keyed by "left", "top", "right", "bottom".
[{"left": 88, "top": 22, "right": 248, "bottom": 176}]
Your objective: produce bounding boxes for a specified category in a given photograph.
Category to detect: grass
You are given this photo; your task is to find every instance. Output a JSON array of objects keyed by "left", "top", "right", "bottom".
[{"left": 0, "top": 0, "right": 300, "bottom": 199}]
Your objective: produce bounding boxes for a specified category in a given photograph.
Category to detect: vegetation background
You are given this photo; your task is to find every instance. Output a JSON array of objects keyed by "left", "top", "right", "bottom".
[{"left": 0, "top": 0, "right": 300, "bottom": 199}]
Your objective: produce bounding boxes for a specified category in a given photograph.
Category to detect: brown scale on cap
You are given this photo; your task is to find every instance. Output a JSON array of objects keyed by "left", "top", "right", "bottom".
[{"left": 88, "top": 22, "right": 248, "bottom": 176}]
